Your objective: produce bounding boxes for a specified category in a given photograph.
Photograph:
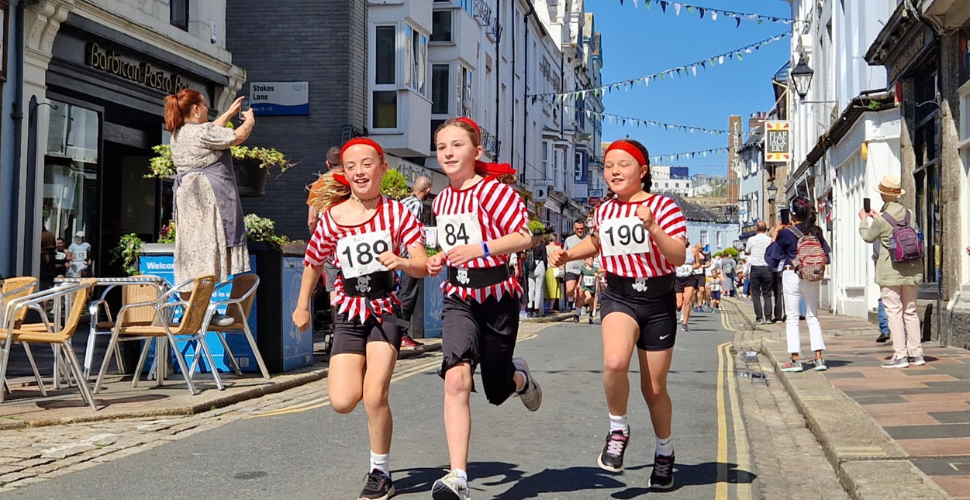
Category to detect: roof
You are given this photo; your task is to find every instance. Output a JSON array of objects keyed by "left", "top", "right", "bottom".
[{"left": 666, "top": 194, "right": 734, "bottom": 223}]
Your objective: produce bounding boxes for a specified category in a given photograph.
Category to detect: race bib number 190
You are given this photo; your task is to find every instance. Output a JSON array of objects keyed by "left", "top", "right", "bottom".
[
  {"left": 336, "top": 230, "right": 392, "bottom": 279},
  {"left": 435, "top": 213, "right": 484, "bottom": 253},
  {"left": 599, "top": 216, "right": 651, "bottom": 257}
]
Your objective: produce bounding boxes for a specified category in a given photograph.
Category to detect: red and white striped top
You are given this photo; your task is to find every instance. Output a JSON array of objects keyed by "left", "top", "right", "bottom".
[
  {"left": 592, "top": 195, "right": 687, "bottom": 278},
  {"left": 304, "top": 197, "right": 424, "bottom": 324},
  {"left": 432, "top": 177, "right": 529, "bottom": 302}
]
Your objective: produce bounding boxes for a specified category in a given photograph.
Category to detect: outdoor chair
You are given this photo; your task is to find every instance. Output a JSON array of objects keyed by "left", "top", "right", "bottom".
[
  {"left": 0, "top": 277, "right": 48, "bottom": 394},
  {"left": 84, "top": 276, "right": 166, "bottom": 380},
  {"left": 189, "top": 274, "right": 270, "bottom": 379},
  {"left": 94, "top": 275, "right": 220, "bottom": 396},
  {"left": 0, "top": 279, "right": 98, "bottom": 410}
]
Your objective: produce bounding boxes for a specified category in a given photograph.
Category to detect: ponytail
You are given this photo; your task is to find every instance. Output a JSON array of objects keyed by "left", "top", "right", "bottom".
[
  {"left": 163, "top": 89, "right": 205, "bottom": 133},
  {"left": 308, "top": 171, "right": 352, "bottom": 215},
  {"left": 791, "top": 196, "right": 822, "bottom": 237}
]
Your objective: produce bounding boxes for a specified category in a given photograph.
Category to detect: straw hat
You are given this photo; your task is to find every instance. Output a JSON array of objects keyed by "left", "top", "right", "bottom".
[{"left": 875, "top": 175, "right": 905, "bottom": 197}]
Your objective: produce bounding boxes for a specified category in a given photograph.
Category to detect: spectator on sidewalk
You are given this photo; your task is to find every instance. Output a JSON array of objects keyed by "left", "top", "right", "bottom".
[
  {"left": 746, "top": 221, "right": 774, "bottom": 324},
  {"left": 397, "top": 176, "right": 433, "bottom": 349},
  {"left": 307, "top": 146, "right": 342, "bottom": 233},
  {"left": 527, "top": 229, "right": 547, "bottom": 317},
  {"left": 721, "top": 252, "right": 737, "bottom": 298},
  {"left": 859, "top": 174, "right": 924, "bottom": 368},
  {"left": 876, "top": 299, "right": 891, "bottom": 343},
  {"left": 771, "top": 197, "right": 831, "bottom": 372}
]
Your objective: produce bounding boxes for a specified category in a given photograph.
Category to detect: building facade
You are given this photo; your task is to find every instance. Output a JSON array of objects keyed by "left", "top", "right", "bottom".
[{"left": 9, "top": 0, "right": 243, "bottom": 278}]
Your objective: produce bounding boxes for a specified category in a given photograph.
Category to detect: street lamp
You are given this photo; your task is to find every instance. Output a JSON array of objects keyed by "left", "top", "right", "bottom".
[
  {"left": 790, "top": 55, "right": 813, "bottom": 100},
  {"left": 767, "top": 181, "right": 778, "bottom": 203}
]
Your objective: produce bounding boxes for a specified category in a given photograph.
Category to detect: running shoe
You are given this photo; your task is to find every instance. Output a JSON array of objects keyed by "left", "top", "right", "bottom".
[
  {"left": 432, "top": 470, "right": 470, "bottom": 500},
  {"left": 649, "top": 452, "right": 675, "bottom": 489},
  {"left": 909, "top": 355, "right": 926, "bottom": 366},
  {"left": 400, "top": 336, "right": 419, "bottom": 350},
  {"left": 588, "top": 314, "right": 594, "bottom": 324},
  {"left": 597, "top": 429, "right": 630, "bottom": 472},
  {"left": 814, "top": 359, "right": 827, "bottom": 371},
  {"left": 210, "top": 313, "right": 235, "bottom": 327},
  {"left": 780, "top": 360, "right": 803, "bottom": 372},
  {"left": 513, "top": 358, "right": 542, "bottom": 411},
  {"left": 359, "top": 469, "right": 394, "bottom": 500},
  {"left": 681, "top": 324, "right": 689, "bottom": 332},
  {"left": 881, "top": 357, "right": 909, "bottom": 369}
]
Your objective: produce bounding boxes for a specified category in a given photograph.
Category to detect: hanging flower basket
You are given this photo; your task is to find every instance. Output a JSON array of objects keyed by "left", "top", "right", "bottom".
[{"left": 235, "top": 158, "right": 271, "bottom": 197}]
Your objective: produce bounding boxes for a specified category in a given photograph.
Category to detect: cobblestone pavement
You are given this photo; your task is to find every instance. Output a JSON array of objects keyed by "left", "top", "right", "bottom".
[
  {"left": 0, "top": 323, "right": 542, "bottom": 490},
  {"left": 721, "top": 305, "right": 850, "bottom": 500}
]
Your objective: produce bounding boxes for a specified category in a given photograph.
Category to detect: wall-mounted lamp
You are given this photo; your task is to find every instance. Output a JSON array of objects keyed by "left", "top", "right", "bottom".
[{"left": 767, "top": 181, "right": 778, "bottom": 203}]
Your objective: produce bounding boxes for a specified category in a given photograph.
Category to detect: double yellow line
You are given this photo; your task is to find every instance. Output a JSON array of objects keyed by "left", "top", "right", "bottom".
[
  {"left": 715, "top": 339, "right": 753, "bottom": 500},
  {"left": 252, "top": 332, "right": 538, "bottom": 418}
]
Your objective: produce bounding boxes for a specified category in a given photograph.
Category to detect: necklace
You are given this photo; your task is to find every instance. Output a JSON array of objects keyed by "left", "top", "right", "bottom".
[{"left": 351, "top": 193, "right": 382, "bottom": 204}]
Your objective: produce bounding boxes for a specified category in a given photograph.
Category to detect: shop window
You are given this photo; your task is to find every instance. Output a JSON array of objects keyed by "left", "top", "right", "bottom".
[
  {"left": 171, "top": 0, "right": 189, "bottom": 31},
  {"left": 405, "top": 25, "right": 428, "bottom": 96},
  {"left": 431, "top": 11, "right": 453, "bottom": 42},
  {"left": 912, "top": 65, "right": 940, "bottom": 285},
  {"left": 44, "top": 100, "right": 100, "bottom": 249}
]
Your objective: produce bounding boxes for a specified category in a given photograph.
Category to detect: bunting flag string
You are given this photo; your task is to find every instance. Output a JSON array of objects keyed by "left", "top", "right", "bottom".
[
  {"left": 551, "top": 103, "right": 729, "bottom": 135},
  {"left": 605, "top": 0, "right": 796, "bottom": 27},
  {"left": 649, "top": 147, "right": 729, "bottom": 163},
  {"left": 528, "top": 32, "right": 790, "bottom": 101}
]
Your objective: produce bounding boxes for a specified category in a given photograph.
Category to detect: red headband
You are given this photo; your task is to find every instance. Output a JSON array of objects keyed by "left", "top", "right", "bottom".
[
  {"left": 456, "top": 117, "right": 481, "bottom": 137},
  {"left": 605, "top": 141, "right": 648, "bottom": 167},
  {"left": 340, "top": 138, "right": 385, "bottom": 163},
  {"left": 332, "top": 173, "right": 351, "bottom": 187},
  {"left": 450, "top": 117, "right": 516, "bottom": 178}
]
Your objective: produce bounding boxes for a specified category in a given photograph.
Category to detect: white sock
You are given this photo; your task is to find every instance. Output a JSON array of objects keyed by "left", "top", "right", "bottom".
[
  {"left": 656, "top": 435, "right": 674, "bottom": 456},
  {"left": 370, "top": 451, "right": 390, "bottom": 477},
  {"left": 515, "top": 370, "right": 529, "bottom": 394},
  {"left": 454, "top": 468, "right": 468, "bottom": 483},
  {"left": 609, "top": 413, "right": 629, "bottom": 435}
]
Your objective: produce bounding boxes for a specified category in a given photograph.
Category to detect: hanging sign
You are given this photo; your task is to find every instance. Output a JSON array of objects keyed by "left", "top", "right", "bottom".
[
  {"left": 764, "top": 121, "right": 791, "bottom": 162},
  {"left": 250, "top": 82, "right": 309, "bottom": 116}
]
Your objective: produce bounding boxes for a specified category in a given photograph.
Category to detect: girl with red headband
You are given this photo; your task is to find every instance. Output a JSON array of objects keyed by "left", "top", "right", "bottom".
[
  {"left": 426, "top": 117, "right": 541, "bottom": 500},
  {"left": 550, "top": 138, "right": 687, "bottom": 490},
  {"left": 293, "top": 137, "right": 428, "bottom": 500}
]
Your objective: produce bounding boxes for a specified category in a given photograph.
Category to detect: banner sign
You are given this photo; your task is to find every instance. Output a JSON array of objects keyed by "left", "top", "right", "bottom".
[
  {"left": 250, "top": 82, "right": 309, "bottom": 116},
  {"left": 764, "top": 121, "right": 791, "bottom": 162}
]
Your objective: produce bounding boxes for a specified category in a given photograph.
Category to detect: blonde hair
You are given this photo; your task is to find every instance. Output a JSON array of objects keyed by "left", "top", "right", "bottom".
[{"left": 308, "top": 171, "right": 352, "bottom": 215}]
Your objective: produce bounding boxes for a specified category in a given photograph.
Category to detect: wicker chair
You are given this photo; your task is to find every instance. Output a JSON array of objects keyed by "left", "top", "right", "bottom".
[
  {"left": 189, "top": 274, "right": 270, "bottom": 379},
  {"left": 83, "top": 276, "right": 166, "bottom": 380},
  {"left": 0, "top": 277, "right": 47, "bottom": 394},
  {"left": 94, "top": 275, "right": 220, "bottom": 395},
  {"left": 0, "top": 279, "right": 98, "bottom": 410}
]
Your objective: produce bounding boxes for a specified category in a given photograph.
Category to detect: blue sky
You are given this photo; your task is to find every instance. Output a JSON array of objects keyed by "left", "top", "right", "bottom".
[{"left": 586, "top": 0, "right": 794, "bottom": 178}]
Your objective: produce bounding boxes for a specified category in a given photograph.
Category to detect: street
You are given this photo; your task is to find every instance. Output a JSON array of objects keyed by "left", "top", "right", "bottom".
[{"left": 3, "top": 311, "right": 760, "bottom": 500}]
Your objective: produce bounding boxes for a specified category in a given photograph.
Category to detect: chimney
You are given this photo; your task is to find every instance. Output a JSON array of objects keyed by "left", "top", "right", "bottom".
[{"left": 749, "top": 111, "right": 766, "bottom": 133}]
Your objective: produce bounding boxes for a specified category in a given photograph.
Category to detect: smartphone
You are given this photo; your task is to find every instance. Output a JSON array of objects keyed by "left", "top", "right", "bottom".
[
  {"left": 863, "top": 197, "right": 871, "bottom": 214},
  {"left": 239, "top": 98, "right": 250, "bottom": 120},
  {"left": 780, "top": 209, "right": 791, "bottom": 225}
]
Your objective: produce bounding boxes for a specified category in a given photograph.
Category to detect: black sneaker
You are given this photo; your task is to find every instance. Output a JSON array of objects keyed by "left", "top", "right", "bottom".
[
  {"left": 597, "top": 429, "right": 630, "bottom": 472},
  {"left": 359, "top": 469, "right": 394, "bottom": 500},
  {"left": 649, "top": 453, "right": 675, "bottom": 489}
]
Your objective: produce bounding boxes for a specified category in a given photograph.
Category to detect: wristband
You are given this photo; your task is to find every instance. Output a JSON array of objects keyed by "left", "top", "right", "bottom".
[{"left": 482, "top": 241, "right": 491, "bottom": 258}]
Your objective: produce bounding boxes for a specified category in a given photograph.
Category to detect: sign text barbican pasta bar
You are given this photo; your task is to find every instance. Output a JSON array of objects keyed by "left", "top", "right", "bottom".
[{"left": 86, "top": 43, "right": 189, "bottom": 94}]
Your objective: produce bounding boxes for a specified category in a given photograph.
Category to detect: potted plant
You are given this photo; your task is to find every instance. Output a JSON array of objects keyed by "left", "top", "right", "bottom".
[
  {"left": 146, "top": 125, "right": 296, "bottom": 197},
  {"left": 110, "top": 233, "right": 145, "bottom": 276}
]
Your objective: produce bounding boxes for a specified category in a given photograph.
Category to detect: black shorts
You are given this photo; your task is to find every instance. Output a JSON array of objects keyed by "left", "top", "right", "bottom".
[
  {"left": 439, "top": 293, "right": 519, "bottom": 406},
  {"left": 674, "top": 276, "right": 696, "bottom": 293},
  {"left": 711, "top": 290, "right": 722, "bottom": 301},
  {"left": 564, "top": 272, "right": 581, "bottom": 283},
  {"left": 331, "top": 313, "right": 402, "bottom": 356},
  {"left": 692, "top": 274, "right": 706, "bottom": 289},
  {"left": 599, "top": 286, "right": 677, "bottom": 351},
  {"left": 323, "top": 261, "right": 340, "bottom": 293}
]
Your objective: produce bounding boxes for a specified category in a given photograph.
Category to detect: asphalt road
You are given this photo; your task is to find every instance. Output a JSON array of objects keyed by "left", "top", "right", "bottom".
[{"left": 7, "top": 308, "right": 755, "bottom": 500}]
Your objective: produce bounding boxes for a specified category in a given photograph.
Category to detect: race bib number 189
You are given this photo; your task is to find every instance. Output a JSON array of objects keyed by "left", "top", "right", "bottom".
[
  {"left": 599, "top": 216, "right": 651, "bottom": 257},
  {"left": 336, "top": 230, "right": 392, "bottom": 279},
  {"left": 436, "top": 213, "right": 484, "bottom": 253}
]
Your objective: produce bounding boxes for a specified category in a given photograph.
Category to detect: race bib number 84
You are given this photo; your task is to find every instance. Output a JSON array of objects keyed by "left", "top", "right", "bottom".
[
  {"left": 436, "top": 213, "right": 484, "bottom": 253},
  {"left": 599, "top": 216, "right": 651, "bottom": 257},
  {"left": 336, "top": 230, "right": 392, "bottom": 279}
]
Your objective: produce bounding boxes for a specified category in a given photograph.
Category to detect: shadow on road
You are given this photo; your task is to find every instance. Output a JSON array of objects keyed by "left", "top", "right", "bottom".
[{"left": 393, "top": 461, "right": 756, "bottom": 498}]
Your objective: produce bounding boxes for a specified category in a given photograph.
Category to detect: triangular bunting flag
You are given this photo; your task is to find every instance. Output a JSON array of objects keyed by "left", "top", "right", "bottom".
[
  {"left": 674, "top": 3, "right": 681, "bottom": 15},
  {"left": 735, "top": 17, "right": 741, "bottom": 27},
  {"left": 712, "top": 11, "right": 718, "bottom": 21},
  {"left": 660, "top": 1, "right": 667, "bottom": 12},
  {"left": 698, "top": 7, "right": 705, "bottom": 18}
]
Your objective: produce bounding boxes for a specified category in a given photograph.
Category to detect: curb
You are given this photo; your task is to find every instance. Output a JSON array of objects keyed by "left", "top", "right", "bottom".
[
  {"left": 522, "top": 312, "right": 575, "bottom": 324},
  {"left": 10, "top": 343, "right": 444, "bottom": 429},
  {"left": 723, "top": 299, "right": 950, "bottom": 499}
]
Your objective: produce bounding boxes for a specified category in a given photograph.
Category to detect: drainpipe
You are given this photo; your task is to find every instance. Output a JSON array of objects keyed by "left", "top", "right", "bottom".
[
  {"left": 494, "top": 0, "right": 501, "bottom": 161},
  {"left": 7, "top": 0, "right": 27, "bottom": 276},
  {"left": 509, "top": 0, "right": 514, "bottom": 164}
]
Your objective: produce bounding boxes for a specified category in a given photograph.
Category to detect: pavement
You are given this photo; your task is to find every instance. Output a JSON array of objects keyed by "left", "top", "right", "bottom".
[{"left": 724, "top": 296, "right": 970, "bottom": 500}]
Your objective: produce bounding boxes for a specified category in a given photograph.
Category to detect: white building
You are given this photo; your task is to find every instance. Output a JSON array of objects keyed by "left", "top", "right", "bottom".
[
  {"left": 784, "top": 0, "right": 900, "bottom": 317},
  {"left": 367, "top": 0, "right": 605, "bottom": 236},
  {"left": 649, "top": 166, "right": 693, "bottom": 196}
]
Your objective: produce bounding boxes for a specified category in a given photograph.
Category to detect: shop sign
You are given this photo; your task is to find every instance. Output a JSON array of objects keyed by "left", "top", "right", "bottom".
[
  {"left": 887, "top": 27, "right": 934, "bottom": 85},
  {"left": 250, "top": 82, "right": 309, "bottom": 116},
  {"left": 86, "top": 43, "right": 189, "bottom": 94},
  {"left": 764, "top": 121, "right": 791, "bottom": 163}
]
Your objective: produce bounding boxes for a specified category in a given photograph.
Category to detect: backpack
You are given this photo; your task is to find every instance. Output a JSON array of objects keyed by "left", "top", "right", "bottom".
[
  {"left": 881, "top": 211, "right": 924, "bottom": 263},
  {"left": 788, "top": 226, "right": 826, "bottom": 282},
  {"left": 721, "top": 258, "right": 736, "bottom": 276}
]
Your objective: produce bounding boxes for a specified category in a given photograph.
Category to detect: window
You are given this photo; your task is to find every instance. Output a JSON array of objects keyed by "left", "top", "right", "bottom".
[
  {"left": 458, "top": 65, "right": 473, "bottom": 117},
  {"left": 700, "top": 230, "right": 709, "bottom": 246},
  {"left": 373, "top": 25, "right": 397, "bottom": 129},
  {"left": 432, "top": 11, "right": 453, "bottom": 42},
  {"left": 434, "top": 0, "right": 473, "bottom": 17},
  {"left": 430, "top": 119, "right": 447, "bottom": 151},
  {"left": 431, "top": 64, "right": 450, "bottom": 114},
  {"left": 717, "top": 232, "right": 722, "bottom": 249},
  {"left": 405, "top": 25, "right": 428, "bottom": 95},
  {"left": 542, "top": 141, "right": 550, "bottom": 176},
  {"left": 170, "top": 0, "right": 189, "bottom": 30},
  {"left": 44, "top": 100, "right": 100, "bottom": 248}
]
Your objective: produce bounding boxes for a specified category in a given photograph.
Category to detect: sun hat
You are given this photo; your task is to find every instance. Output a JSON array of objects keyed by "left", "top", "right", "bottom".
[
  {"left": 75, "top": 231, "right": 85, "bottom": 238},
  {"left": 875, "top": 174, "right": 905, "bottom": 197}
]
